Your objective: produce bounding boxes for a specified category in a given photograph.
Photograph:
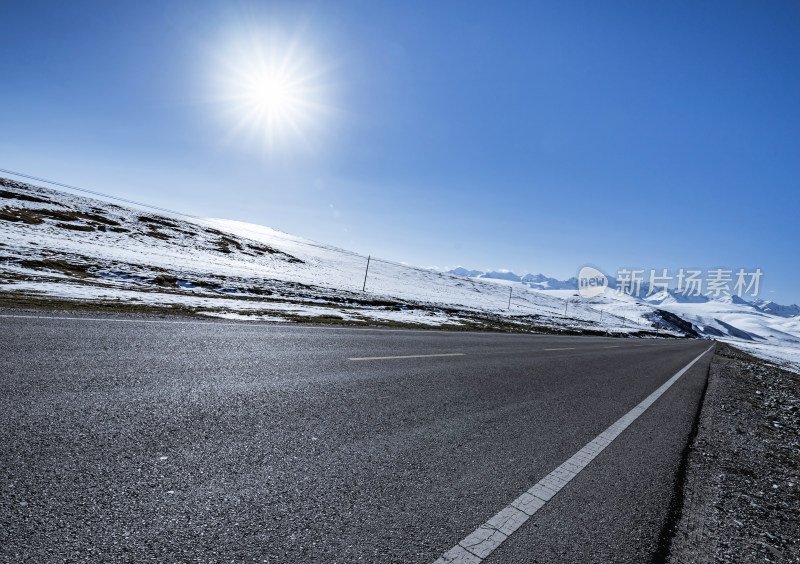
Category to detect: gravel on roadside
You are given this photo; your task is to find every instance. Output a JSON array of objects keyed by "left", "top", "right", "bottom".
[{"left": 665, "top": 343, "right": 799, "bottom": 563}]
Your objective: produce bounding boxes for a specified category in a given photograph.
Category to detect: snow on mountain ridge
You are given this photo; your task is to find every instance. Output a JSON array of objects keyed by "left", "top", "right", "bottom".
[
  {"left": 445, "top": 268, "right": 580, "bottom": 290},
  {"left": 751, "top": 299, "right": 800, "bottom": 318}
]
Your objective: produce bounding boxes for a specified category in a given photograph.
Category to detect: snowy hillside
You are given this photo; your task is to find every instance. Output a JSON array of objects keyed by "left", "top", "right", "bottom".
[{"left": 0, "top": 177, "right": 664, "bottom": 334}]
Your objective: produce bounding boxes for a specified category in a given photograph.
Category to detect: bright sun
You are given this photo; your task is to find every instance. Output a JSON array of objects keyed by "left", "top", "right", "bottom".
[
  {"left": 250, "top": 75, "right": 293, "bottom": 113},
  {"left": 215, "top": 30, "right": 326, "bottom": 151},
  {"left": 241, "top": 68, "right": 303, "bottom": 125}
]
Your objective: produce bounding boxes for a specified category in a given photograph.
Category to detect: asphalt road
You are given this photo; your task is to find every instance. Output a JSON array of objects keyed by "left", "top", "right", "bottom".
[{"left": 0, "top": 312, "right": 714, "bottom": 563}]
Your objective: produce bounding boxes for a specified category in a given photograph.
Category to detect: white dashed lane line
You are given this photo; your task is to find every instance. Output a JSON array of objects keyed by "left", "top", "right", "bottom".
[
  {"left": 542, "top": 347, "right": 576, "bottom": 351},
  {"left": 432, "top": 345, "right": 714, "bottom": 564},
  {"left": 349, "top": 353, "right": 465, "bottom": 361}
]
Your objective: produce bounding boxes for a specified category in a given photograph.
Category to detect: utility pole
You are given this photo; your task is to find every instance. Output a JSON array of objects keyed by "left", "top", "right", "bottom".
[
  {"left": 564, "top": 298, "right": 569, "bottom": 317},
  {"left": 362, "top": 255, "right": 371, "bottom": 292},
  {"left": 507, "top": 287, "right": 512, "bottom": 310},
  {"left": 599, "top": 308, "right": 604, "bottom": 323}
]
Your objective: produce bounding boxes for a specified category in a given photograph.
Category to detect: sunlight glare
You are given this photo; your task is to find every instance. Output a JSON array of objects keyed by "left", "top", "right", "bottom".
[{"left": 214, "top": 29, "right": 328, "bottom": 152}]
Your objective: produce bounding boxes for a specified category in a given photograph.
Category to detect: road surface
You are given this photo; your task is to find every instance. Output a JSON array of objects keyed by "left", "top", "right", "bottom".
[{"left": 0, "top": 312, "right": 714, "bottom": 563}]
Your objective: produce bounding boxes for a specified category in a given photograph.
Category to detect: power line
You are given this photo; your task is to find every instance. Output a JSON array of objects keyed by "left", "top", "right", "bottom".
[{"left": 0, "top": 167, "right": 196, "bottom": 219}]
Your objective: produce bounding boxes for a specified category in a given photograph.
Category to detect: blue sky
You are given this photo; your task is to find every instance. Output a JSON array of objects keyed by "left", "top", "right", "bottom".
[{"left": 1, "top": 1, "right": 798, "bottom": 302}]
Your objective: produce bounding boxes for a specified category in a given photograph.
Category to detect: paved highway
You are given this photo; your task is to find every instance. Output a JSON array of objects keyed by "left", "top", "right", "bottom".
[{"left": 0, "top": 312, "right": 714, "bottom": 563}]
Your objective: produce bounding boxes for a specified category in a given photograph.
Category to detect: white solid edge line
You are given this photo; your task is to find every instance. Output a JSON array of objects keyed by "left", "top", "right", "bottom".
[
  {"left": 349, "top": 353, "right": 465, "bottom": 361},
  {"left": 432, "top": 344, "right": 715, "bottom": 564}
]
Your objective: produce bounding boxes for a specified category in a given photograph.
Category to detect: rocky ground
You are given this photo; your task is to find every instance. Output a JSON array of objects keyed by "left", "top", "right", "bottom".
[{"left": 665, "top": 343, "right": 799, "bottom": 563}]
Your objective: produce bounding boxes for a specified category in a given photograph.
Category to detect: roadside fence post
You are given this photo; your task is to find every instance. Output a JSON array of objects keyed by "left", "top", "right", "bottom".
[{"left": 362, "top": 255, "right": 371, "bottom": 292}]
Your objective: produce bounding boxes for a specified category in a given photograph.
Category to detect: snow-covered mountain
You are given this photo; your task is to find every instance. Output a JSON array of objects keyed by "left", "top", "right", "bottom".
[
  {"left": 2, "top": 176, "right": 799, "bottom": 372},
  {"left": 521, "top": 273, "right": 580, "bottom": 290},
  {"left": 752, "top": 299, "right": 800, "bottom": 318},
  {"left": 446, "top": 269, "right": 580, "bottom": 290},
  {"left": 447, "top": 267, "right": 484, "bottom": 278},
  {"left": 640, "top": 289, "right": 714, "bottom": 305}
]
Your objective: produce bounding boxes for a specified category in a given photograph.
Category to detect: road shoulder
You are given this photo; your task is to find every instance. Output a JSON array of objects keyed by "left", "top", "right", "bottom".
[{"left": 664, "top": 343, "right": 799, "bottom": 563}]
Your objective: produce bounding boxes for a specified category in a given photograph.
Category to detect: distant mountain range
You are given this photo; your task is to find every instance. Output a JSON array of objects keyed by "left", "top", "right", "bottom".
[
  {"left": 446, "top": 268, "right": 800, "bottom": 318},
  {"left": 447, "top": 268, "right": 581, "bottom": 290},
  {"left": 752, "top": 299, "right": 800, "bottom": 318}
]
